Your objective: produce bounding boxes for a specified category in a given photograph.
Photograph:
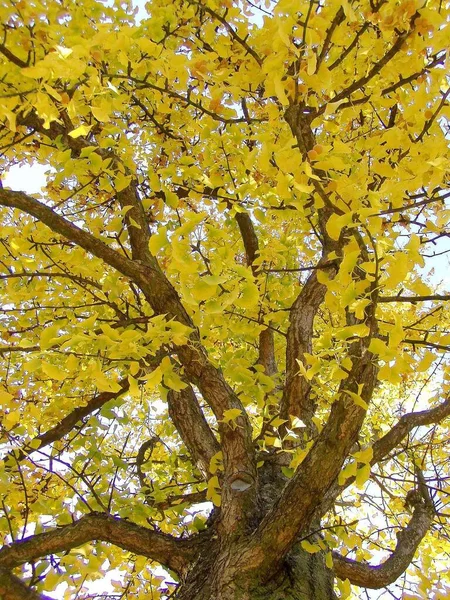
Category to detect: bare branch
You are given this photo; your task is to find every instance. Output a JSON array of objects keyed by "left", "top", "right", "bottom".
[
  {"left": 0, "top": 513, "right": 202, "bottom": 576},
  {"left": 168, "top": 386, "right": 220, "bottom": 478},
  {"left": 333, "top": 502, "right": 434, "bottom": 588},
  {"left": 379, "top": 295, "right": 450, "bottom": 303},
  {"left": 372, "top": 396, "right": 450, "bottom": 465},
  {"left": 280, "top": 266, "right": 334, "bottom": 428}
]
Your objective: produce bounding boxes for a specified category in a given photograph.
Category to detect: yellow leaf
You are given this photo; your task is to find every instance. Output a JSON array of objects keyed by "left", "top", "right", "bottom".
[
  {"left": 192, "top": 279, "right": 217, "bottom": 302},
  {"left": 343, "top": 388, "right": 368, "bottom": 411},
  {"left": 338, "top": 460, "right": 358, "bottom": 485},
  {"left": 290, "top": 415, "right": 306, "bottom": 429},
  {"left": 209, "top": 451, "right": 223, "bottom": 475},
  {"left": 274, "top": 77, "right": 290, "bottom": 107},
  {"left": 65, "top": 354, "right": 78, "bottom": 372},
  {"left": 91, "top": 106, "right": 110, "bottom": 122},
  {"left": 326, "top": 212, "right": 354, "bottom": 241},
  {"left": 352, "top": 447, "right": 373, "bottom": 464},
  {"left": 115, "top": 173, "right": 132, "bottom": 192},
  {"left": 163, "top": 369, "right": 187, "bottom": 392},
  {"left": 69, "top": 125, "right": 92, "bottom": 138},
  {"left": 40, "top": 323, "right": 62, "bottom": 350},
  {"left": 270, "top": 417, "right": 288, "bottom": 429},
  {"left": 307, "top": 53, "right": 317, "bottom": 76},
  {"left": 128, "top": 375, "right": 140, "bottom": 397},
  {"left": 143, "top": 367, "right": 163, "bottom": 390},
  {"left": 4, "top": 411, "right": 20, "bottom": 429},
  {"left": 41, "top": 362, "right": 66, "bottom": 381},
  {"left": 219, "top": 408, "right": 242, "bottom": 428},
  {"left": 149, "top": 227, "right": 168, "bottom": 255},
  {"left": 337, "top": 577, "right": 351, "bottom": 599},
  {"left": 206, "top": 475, "right": 221, "bottom": 507},
  {"left": 164, "top": 189, "right": 179, "bottom": 208},
  {"left": 0, "top": 390, "right": 14, "bottom": 403},
  {"left": 384, "top": 253, "right": 409, "bottom": 288},
  {"left": 236, "top": 281, "right": 259, "bottom": 309},
  {"left": 416, "top": 351, "right": 435, "bottom": 373},
  {"left": 92, "top": 371, "right": 122, "bottom": 393},
  {"left": 355, "top": 463, "right": 371, "bottom": 488},
  {"left": 76, "top": 314, "right": 98, "bottom": 330},
  {"left": 55, "top": 45, "right": 73, "bottom": 59},
  {"left": 368, "top": 338, "right": 389, "bottom": 356},
  {"left": 129, "top": 218, "right": 141, "bottom": 229},
  {"left": 341, "top": 0, "right": 357, "bottom": 21},
  {"left": 301, "top": 540, "right": 321, "bottom": 554},
  {"left": 293, "top": 181, "right": 314, "bottom": 193}
]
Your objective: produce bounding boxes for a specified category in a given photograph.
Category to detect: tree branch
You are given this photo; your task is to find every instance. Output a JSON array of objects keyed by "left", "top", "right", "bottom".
[
  {"left": 0, "top": 568, "right": 54, "bottom": 600},
  {"left": 379, "top": 295, "right": 450, "bottom": 303},
  {"left": 333, "top": 502, "right": 434, "bottom": 588},
  {"left": 5, "top": 379, "right": 131, "bottom": 465},
  {"left": 0, "top": 513, "right": 202, "bottom": 577},
  {"left": 193, "top": 2, "right": 263, "bottom": 66},
  {"left": 0, "top": 191, "right": 256, "bottom": 536},
  {"left": 372, "top": 395, "right": 450, "bottom": 465},
  {"left": 280, "top": 263, "right": 337, "bottom": 430},
  {"left": 168, "top": 386, "right": 220, "bottom": 478},
  {"left": 242, "top": 347, "right": 378, "bottom": 577},
  {"left": 0, "top": 189, "right": 142, "bottom": 283},
  {"left": 323, "top": 13, "right": 418, "bottom": 107},
  {"left": 314, "top": 396, "right": 450, "bottom": 520},
  {"left": 0, "top": 44, "right": 28, "bottom": 68},
  {"left": 235, "top": 210, "right": 278, "bottom": 376}
]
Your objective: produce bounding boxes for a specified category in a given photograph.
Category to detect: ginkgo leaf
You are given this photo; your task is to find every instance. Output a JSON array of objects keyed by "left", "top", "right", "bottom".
[
  {"left": 368, "top": 338, "right": 389, "bottom": 356},
  {"left": 355, "top": 464, "right": 371, "bottom": 488},
  {"left": 337, "top": 577, "right": 351, "bottom": 599},
  {"left": 235, "top": 281, "right": 259, "bottom": 309},
  {"left": 0, "top": 389, "right": 14, "bottom": 403},
  {"left": 115, "top": 173, "right": 132, "bottom": 192},
  {"left": 219, "top": 408, "right": 242, "bottom": 428},
  {"left": 92, "top": 371, "right": 122, "bottom": 393},
  {"left": 192, "top": 279, "right": 217, "bottom": 302},
  {"left": 274, "top": 77, "right": 290, "bottom": 106},
  {"left": 352, "top": 447, "right": 373, "bottom": 464},
  {"left": 69, "top": 125, "right": 92, "bottom": 138},
  {"left": 91, "top": 106, "right": 110, "bottom": 122},
  {"left": 301, "top": 540, "right": 321, "bottom": 554},
  {"left": 163, "top": 369, "right": 187, "bottom": 392},
  {"left": 41, "top": 362, "right": 66, "bottom": 381},
  {"left": 149, "top": 227, "right": 168, "bottom": 255},
  {"left": 206, "top": 475, "right": 221, "bottom": 507},
  {"left": 209, "top": 451, "right": 223, "bottom": 474},
  {"left": 326, "top": 212, "right": 354, "bottom": 241}
]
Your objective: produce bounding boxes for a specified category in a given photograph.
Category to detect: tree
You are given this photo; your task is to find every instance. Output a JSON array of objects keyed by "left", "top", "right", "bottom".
[{"left": 0, "top": 0, "right": 449, "bottom": 598}]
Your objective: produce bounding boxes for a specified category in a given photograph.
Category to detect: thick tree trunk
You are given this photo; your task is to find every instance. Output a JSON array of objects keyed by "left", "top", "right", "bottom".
[{"left": 175, "top": 545, "right": 337, "bottom": 600}]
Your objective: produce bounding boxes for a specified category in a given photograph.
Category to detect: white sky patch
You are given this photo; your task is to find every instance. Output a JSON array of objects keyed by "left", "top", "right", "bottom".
[{"left": 3, "top": 163, "right": 48, "bottom": 194}]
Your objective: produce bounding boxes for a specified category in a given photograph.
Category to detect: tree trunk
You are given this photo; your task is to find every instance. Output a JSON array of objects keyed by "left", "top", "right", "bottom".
[
  {"left": 175, "top": 544, "right": 337, "bottom": 600},
  {"left": 172, "top": 461, "right": 338, "bottom": 600}
]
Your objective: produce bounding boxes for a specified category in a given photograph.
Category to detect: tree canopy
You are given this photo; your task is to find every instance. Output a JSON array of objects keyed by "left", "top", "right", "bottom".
[{"left": 0, "top": 0, "right": 449, "bottom": 598}]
